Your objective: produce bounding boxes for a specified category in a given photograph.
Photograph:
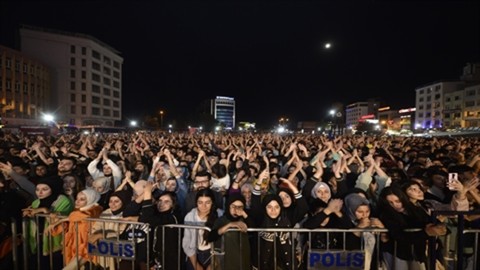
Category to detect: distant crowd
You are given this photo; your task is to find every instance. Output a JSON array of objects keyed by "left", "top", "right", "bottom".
[{"left": 0, "top": 130, "right": 479, "bottom": 270}]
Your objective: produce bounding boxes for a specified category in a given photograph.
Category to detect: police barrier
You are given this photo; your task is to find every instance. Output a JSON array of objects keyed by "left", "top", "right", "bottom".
[
  {"left": 8, "top": 213, "right": 480, "bottom": 270},
  {"left": 160, "top": 226, "right": 386, "bottom": 270},
  {"left": 17, "top": 214, "right": 151, "bottom": 270},
  {"left": 85, "top": 216, "right": 151, "bottom": 270}
]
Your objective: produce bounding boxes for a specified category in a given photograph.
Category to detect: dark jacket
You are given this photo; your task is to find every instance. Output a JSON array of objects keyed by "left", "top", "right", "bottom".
[
  {"left": 250, "top": 193, "right": 297, "bottom": 270},
  {"left": 379, "top": 206, "right": 430, "bottom": 262}
]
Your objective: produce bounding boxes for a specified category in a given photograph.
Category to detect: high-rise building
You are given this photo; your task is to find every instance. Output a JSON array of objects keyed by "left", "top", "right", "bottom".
[
  {"left": 0, "top": 45, "right": 51, "bottom": 124},
  {"left": 211, "top": 96, "right": 235, "bottom": 129},
  {"left": 19, "top": 25, "right": 123, "bottom": 126},
  {"left": 415, "top": 81, "right": 464, "bottom": 129},
  {"left": 345, "top": 100, "right": 380, "bottom": 129}
]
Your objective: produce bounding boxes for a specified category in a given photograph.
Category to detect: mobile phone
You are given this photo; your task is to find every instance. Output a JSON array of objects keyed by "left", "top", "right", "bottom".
[{"left": 448, "top": 173, "right": 458, "bottom": 190}]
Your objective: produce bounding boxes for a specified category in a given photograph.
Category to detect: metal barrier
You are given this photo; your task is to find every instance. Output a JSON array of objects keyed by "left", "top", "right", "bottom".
[
  {"left": 16, "top": 214, "right": 152, "bottom": 270},
  {"left": 7, "top": 211, "right": 480, "bottom": 270},
  {"left": 431, "top": 209, "right": 480, "bottom": 270}
]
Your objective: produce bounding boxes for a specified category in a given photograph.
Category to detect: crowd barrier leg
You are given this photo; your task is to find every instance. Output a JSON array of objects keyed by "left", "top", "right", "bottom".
[
  {"left": 10, "top": 218, "right": 18, "bottom": 270},
  {"left": 21, "top": 218, "right": 28, "bottom": 270},
  {"left": 457, "top": 214, "right": 465, "bottom": 270}
]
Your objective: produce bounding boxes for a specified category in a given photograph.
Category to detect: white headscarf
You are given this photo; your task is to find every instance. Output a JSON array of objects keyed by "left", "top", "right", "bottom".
[
  {"left": 92, "top": 176, "right": 111, "bottom": 194},
  {"left": 311, "top": 181, "right": 331, "bottom": 200},
  {"left": 79, "top": 189, "right": 100, "bottom": 211}
]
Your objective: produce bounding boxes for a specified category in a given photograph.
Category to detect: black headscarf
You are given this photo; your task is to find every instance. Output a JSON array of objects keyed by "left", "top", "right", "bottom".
[
  {"left": 262, "top": 194, "right": 283, "bottom": 219},
  {"left": 37, "top": 175, "right": 63, "bottom": 209},
  {"left": 109, "top": 190, "right": 131, "bottom": 215},
  {"left": 225, "top": 194, "right": 246, "bottom": 221}
]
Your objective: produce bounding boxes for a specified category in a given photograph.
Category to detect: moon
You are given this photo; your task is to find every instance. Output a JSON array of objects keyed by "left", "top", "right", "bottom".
[{"left": 324, "top": 43, "right": 332, "bottom": 49}]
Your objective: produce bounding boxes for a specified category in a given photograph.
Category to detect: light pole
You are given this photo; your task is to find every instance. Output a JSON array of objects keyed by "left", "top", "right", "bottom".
[
  {"left": 329, "top": 110, "right": 335, "bottom": 136},
  {"left": 159, "top": 110, "right": 164, "bottom": 129}
]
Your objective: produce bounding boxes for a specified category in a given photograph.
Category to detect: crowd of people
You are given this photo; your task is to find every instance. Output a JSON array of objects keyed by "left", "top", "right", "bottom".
[{"left": 0, "top": 129, "right": 479, "bottom": 270}]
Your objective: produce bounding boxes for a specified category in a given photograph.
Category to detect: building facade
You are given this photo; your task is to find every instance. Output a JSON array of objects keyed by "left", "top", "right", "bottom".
[
  {"left": 20, "top": 25, "right": 123, "bottom": 126},
  {"left": 0, "top": 45, "right": 50, "bottom": 124},
  {"left": 462, "top": 84, "right": 480, "bottom": 128},
  {"left": 211, "top": 96, "right": 235, "bottom": 129},
  {"left": 415, "top": 81, "right": 464, "bottom": 129}
]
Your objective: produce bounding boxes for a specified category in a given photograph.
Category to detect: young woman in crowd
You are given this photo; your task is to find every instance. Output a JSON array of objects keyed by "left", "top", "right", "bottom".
[
  {"left": 135, "top": 183, "right": 180, "bottom": 270},
  {"left": 46, "top": 189, "right": 103, "bottom": 270},
  {"left": 61, "top": 173, "right": 84, "bottom": 202},
  {"left": 343, "top": 192, "right": 388, "bottom": 270},
  {"left": 250, "top": 192, "right": 297, "bottom": 270},
  {"left": 183, "top": 188, "right": 221, "bottom": 270},
  {"left": 378, "top": 186, "right": 447, "bottom": 270},
  {"left": 89, "top": 190, "right": 131, "bottom": 270},
  {"left": 23, "top": 175, "right": 74, "bottom": 270}
]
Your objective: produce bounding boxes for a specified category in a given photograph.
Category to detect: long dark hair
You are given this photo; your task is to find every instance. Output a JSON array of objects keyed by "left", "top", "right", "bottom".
[
  {"left": 195, "top": 188, "right": 218, "bottom": 243},
  {"left": 378, "top": 186, "right": 426, "bottom": 225}
]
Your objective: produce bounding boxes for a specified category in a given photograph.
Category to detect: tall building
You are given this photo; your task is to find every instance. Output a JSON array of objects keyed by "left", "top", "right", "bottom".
[
  {"left": 461, "top": 83, "right": 480, "bottom": 128},
  {"left": 0, "top": 45, "right": 51, "bottom": 124},
  {"left": 415, "top": 81, "right": 464, "bottom": 129},
  {"left": 345, "top": 100, "right": 380, "bottom": 129},
  {"left": 211, "top": 96, "right": 235, "bottom": 129},
  {"left": 19, "top": 25, "right": 123, "bottom": 126}
]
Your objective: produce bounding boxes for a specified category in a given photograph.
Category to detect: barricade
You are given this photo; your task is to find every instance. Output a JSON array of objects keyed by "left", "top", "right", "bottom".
[
  {"left": 214, "top": 227, "right": 388, "bottom": 270},
  {"left": 7, "top": 211, "right": 480, "bottom": 270},
  {"left": 16, "top": 214, "right": 152, "bottom": 270},
  {"left": 430, "top": 209, "right": 480, "bottom": 270}
]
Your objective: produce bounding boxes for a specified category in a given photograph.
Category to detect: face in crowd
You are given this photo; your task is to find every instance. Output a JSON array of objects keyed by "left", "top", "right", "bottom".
[
  {"left": 58, "top": 159, "right": 75, "bottom": 175},
  {"left": 164, "top": 178, "right": 177, "bottom": 192},
  {"left": 75, "top": 192, "right": 88, "bottom": 209},
  {"left": 265, "top": 199, "right": 281, "bottom": 219},
  {"left": 157, "top": 193, "right": 174, "bottom": 213},
  {"left": 278, "top": 190, "right": 292, "bottom": 208},
  {"left": 109, "top": 195, "right": 124, "bottom": 213},
  {"left": 386, "top": 194, "right": 405, "bottom": 213},
  {"left": 194, "top": 175, "right": 210, "bottom": 190},
  {"left": 229, "top": 200, "right": 245, "bottom": 219},
  {"left": 35, "top": 183, "right": 52, "bottom": 199},
  {"left": 197, "top": 194, "right": 214, "bottom": 217}
]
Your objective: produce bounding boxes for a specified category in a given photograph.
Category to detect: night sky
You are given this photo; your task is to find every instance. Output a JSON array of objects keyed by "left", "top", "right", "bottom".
[{"left": 1, "top": 1, "right": 479, "bottom": 128}]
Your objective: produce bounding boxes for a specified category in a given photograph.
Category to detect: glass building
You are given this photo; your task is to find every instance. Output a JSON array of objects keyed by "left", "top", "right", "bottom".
[{"left": 211, "top": 96, "right": 235, "bottom": 129}]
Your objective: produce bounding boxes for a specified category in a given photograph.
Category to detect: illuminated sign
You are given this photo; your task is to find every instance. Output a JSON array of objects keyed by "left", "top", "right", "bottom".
[
  {"left": 360, "top": 114, "right": 375, "bottom": 119},
  {"left": 398, "top": 108, "right": 416, "bottom": 113},
  {"left": 216, "top": 96, "right": 234, "bottom": 100},
  {"left": 378, "top": 106, "right": 390, "bottom": 111}
]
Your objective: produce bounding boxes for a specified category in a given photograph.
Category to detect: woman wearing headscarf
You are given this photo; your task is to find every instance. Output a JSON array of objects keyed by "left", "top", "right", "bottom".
[
  {"left": 250, "top": 193, "right": 297, "bottom": 270},
  {"left": 47, "top": 189, "right": 103, "bottom": 270},
  {"left": 208, "top": 194, "right": 254, "bottom": 270},
  {"left": 303, "top": 181, "right": 350, "bottom": 250},
  {"left": 344, "top": 193, "right": 387, "bottom": 270},
  {"left": 22, "top": 175, "right": 74, "bottom": 270},
  {"left": 92, "top": 176, "right": 113, "bottom": 210},
  {"left": 89, "top": 190, "right": 132, "bottom": 270},
  {"left": 277, "top": 178, "right": 308, "bottom": 226}
]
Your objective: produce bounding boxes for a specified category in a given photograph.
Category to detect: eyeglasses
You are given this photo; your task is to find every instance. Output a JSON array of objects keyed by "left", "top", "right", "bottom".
[
  {"left": 230, "top": 204, "right": 244, "bottom": 210},
  {"left": 195, "top": 180, "right": 210, "bottom": 184}
]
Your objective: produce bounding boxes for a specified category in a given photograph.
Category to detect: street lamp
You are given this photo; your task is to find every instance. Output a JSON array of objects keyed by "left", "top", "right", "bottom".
[
  {"left": 159, "top": 110, "right": 164, "bottom": 129},
  {"left": 329, "top": 110, "right": 336, "bottom": 136},
  {"left": 130, "top": 120, "right": 137, "bottom": 127}
]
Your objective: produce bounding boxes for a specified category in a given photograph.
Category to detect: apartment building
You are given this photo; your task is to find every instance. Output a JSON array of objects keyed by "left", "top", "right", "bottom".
[
  {"left": 20, "top": 25, "right": 123, "bottom": 126},
  {"left": 0, "top": 45, "right": 50, "bottom": 124}
]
